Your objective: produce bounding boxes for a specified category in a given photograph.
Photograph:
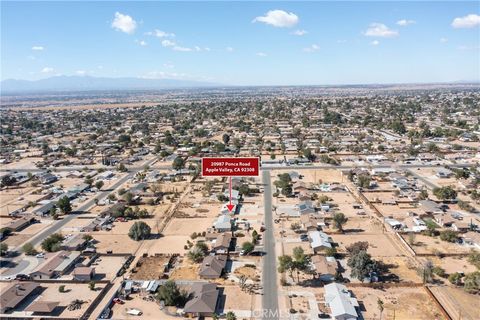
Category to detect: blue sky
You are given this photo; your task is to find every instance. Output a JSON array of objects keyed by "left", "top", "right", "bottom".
[{"left": 1, "top": 1, "right": 479, "bottom": 85}]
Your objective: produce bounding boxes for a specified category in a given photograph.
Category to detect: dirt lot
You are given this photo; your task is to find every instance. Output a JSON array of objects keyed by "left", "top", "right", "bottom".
[
  {"left": 377, "top": 256, "right": 422, "bottom": 283},
  {"left": 333, "top": 234, "right": 403, "bottom": 256},
  {"left": 169, "top": 259, "right": 199, "bottom": 280},
  {"left": 110, "top": 293, "right": 179, "bottom": 320},
  {"left": 163, "top": 217, "right": 213, "bottom": 236},
  {"left": 88, "top": 255, "right": 128, "bottom": 280},
  {"left": 429, "top": 286, "right": 480, "bottom": 320},
  {"left": 130, "top": 255, "right": 171, "bottom": 280},
  {"left": 351, "top": 286, "right": 447, "bottom": 320},
  {"left": 222, "top": 285, "right": 257, "bottom": 313},
  {"left": 145, "top": 235, "right": 190, "bottom": 255},
  {"left": 405, "top": 234, "right": 472, "bottom": 255},
  {"left": 421, "top": 256, "right": 477, "bottom": 275},
  {"left": 92, "top": 234, "right": 141, "bottom": 254}
]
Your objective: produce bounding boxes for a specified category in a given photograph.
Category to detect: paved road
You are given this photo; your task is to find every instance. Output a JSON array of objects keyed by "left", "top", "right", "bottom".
[
  {"left": 261, "top": 170, "right": 279, "bottom": 320},
  {"left": 405, "top": 168, "right": 440, "bottom": 190}
]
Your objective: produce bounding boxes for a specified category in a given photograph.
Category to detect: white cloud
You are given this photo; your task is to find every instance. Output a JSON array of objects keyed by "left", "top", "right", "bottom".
[
  {"left": 41, "top": 67, "right": 54, "bottom": 73},
  {"left": 364, "top": 23, "right": 398, "bottom": 37},
  {"left": 161, "top": 39, "right": 176, "bottom": 47},
  {"left": 371, "top": 40, "right": 380, "bottom": 46},
  {"left": 253, "top": 10, "right": 299, "bottom": 28},
  {"left": 111, "top": 12, "right": 137, "bottom": 34},
  {"left": 303, "top": 44, "right": 320, "bottom": 52},
  {"left": 163, "top": 62, "right": 174, "bottom": 69},
  {"left": 31, "top": 46, "right": 44, "bottom": 51},
  {"left": 451, "top": 14, "right": 480, "bottom": 28},
  {"left": 146, "top": 29, "right": 175, "bottom": 38},
  {"left": 396, "top": 19, "right": 416, "bottom": 26},
  {"left": 291, "top": 29, "right": 307, "bottom": 36},
  {"left": 137, "top": 40, "right": 147, "bottom": 46},
  {"left": 204, "top": 47, "right": 211, "bottom": 52},
  {"left": 76, "top": 70, "right": 87, "bottom": 75},
  {"left": 256, "top": 52, "right": 267, "bottom": 57},
  {"left": 226, "top": 47, "right": 234, "bottom": 52},
  {"left": 440, "top": 37, "right": 448, "bottom": 43},
  {"left": 457, "top": 45, "right": 480, "bottom": 51},
  {"left": 173, "top": 46, "right": 192, "bottom": 52}
]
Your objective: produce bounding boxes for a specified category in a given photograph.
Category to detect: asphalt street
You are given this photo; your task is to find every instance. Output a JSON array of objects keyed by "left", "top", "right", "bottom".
[{"left": 261, "top": 170, "right": 280, "bottom": 320}]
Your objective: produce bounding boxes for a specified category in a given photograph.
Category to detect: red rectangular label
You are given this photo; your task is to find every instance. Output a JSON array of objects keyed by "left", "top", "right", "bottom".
[{"left": 202, "top": 157, "right": 260, "bottom": 177}]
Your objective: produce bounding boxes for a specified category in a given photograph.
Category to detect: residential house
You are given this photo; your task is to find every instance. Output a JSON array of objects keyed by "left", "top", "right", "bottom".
[
  {"left": 309, "top": 231, "right": 332, "bottom": 252},
  {"left": 0, "top": 282, "right": 41, "bottom": 313},
  {"left": 183, "top": 283, "right": 219, "bottom": 317},
  {"left": 213, "top": 215, "right": 232, "bottom": 232},
  {"left": 212, "top": 233, "right": 232, "bottom": 254},
  {"left": 199, "top": 255, "right": 227, "bottom": 279},
  {"left": 312, "top": 255, "right": 338, "bottom": 282},
  {"left": 30, "top": 251, "right": 80, "bottom": 280},
  {"left": 324, "top": 283, "right": 359, "bottom": 320},
  {"left": 73, "top": 266, "right": 95, "bottom": 281}
]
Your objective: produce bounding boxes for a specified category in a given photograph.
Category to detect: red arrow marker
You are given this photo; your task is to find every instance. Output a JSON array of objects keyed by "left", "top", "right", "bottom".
[{"left": 226, "top": 176, "right": 235, "bottom": 212}]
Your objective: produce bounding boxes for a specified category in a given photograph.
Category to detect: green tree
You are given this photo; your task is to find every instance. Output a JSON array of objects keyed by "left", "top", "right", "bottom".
[
  {"left": 439, "top": 230, "right": 458, "bottom": 243},
  {"left": 172, "top": 157, "right": 185, "bottom": 170},
  {"left": 156, "top": 280, "right": 188, "bottom": 306},
  {"left": 222, "top": 133, "right": 230, "bottom": 145},
  {"left": 464, "top": 271, "right": 480, "bottom": 293},
  {"left": 238, "top": 184, "right": 250, "bottom": 197},
  {"left": 57, "top": 196, "right": 72, "bottom": 214},
  {"left": 0, "top": 243, "right": 8, "bottom": 256},
  {"left": 347, "top": 250, "right": 377, "bottom": 282},
  {"left": 22, "top": 242, "right": 37, "bottom": 255},
  {"left": 88, "top": 281, "right": 96, "bottom": 291},
  {"left": 278, "top": 255, "right": 294, "bottom": 279},
  {"left": 41, "top": 233, "right": 64, "bottom": 252},
  {"left": 433, "top": 186, "right": 457, "bottom": 200},
  {"left": 448, "top": 272, "right": 463, "bottom": 286},
  {"left": 95, "top": 180, "right": 104, "bottom": 190},
  {"left": 242, "top": 241, "right": 255, "bottom": 254},
  {"left": 128, "top": 221, "right": 151, "bottom": 241},
  {"left": 332, "top": 212, "right": 348, "bottom": 233},
  {"left": 226, "top": 311, "right": 237, "bottom": 320},
  {"left": 467, "top": 250, "right": 480, "bottom": 269}
]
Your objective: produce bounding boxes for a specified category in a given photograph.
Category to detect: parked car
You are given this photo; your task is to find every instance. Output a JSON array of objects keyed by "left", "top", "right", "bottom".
[
  {"left": 126, "top": 308, "right": 143, "bottom": 316},
  {"left": 35, "top": 253, "right": 45, "bottom": 258},
  {"left": 112, "top": 298, "right": 124, "bottom": 304},
  {"left": 15, "top": 274, "right": 31, "bottom": 281}
]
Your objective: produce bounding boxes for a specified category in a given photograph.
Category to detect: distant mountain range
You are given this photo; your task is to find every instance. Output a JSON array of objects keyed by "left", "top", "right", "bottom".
[{"left": 1, "top": 75, "right": 219, "bottom": 93}]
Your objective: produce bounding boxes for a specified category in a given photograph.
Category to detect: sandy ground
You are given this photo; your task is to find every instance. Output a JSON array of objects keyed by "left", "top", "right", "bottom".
[
  {"left": 420, "top": 256, "right": 477, "bottom": 275},
  {"left": 163, "top": 217, "right": 213, "bottom": 236},
  {"left": 429, "top": 286, "right": 480, "bottom": 320},
  {"left": 92, "top": 234, "right": 141, "bottom": 254},
  {"left": 146, "top": 235, "right": 190, "bottom": 255},
  {"left": 222, "top": 285, "right": 257, "bottom": 312},
  {"left": 333, "top": 234, "right": 403, "bottom": 256},
  {"left": 130, "top": 255, "right": 170, "bottom": 280},
  {"left": 88, "top": 255, "right": 128, "bottom": 280},
  {"left": 110, "top": 293, "right": 179, "bottom": 320},
  {"left": 406, "top": 234, "right": 473, "bottom": 255},
  {"left": 350, "top": 286, "right": 447, "bottom": 320}
]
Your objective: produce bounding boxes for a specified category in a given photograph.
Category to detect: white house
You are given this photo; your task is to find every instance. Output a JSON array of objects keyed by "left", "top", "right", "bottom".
[
  {"left": 309, "top": 231, "right": 332, "bottom": 252},
  {"left": 324, "top": 283, "right": 359, "bottom": 320}
]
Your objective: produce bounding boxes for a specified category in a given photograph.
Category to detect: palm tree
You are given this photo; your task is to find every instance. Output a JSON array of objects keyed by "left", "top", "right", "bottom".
[{"left": 377, "top": 298, "right": 384, "bottom": 320}]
